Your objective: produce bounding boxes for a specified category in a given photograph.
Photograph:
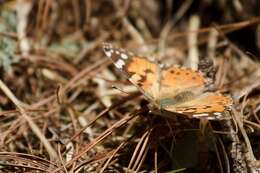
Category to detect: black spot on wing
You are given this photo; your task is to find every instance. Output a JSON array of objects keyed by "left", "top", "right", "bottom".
[
  {"left": 138, "top": 75, "right": 147, "bottom": 83},
  {"left": 144, "top": 69, "right": 153, "bottom": 73}
]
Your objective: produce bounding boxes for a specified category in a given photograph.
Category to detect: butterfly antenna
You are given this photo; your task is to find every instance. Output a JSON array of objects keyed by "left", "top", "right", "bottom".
[{"left": 112, "top": 85, "right": 130, "bottom": 95}]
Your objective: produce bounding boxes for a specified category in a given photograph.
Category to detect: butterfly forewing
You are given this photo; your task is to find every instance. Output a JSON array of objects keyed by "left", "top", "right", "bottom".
[
  {"left": 103, "top": 43, "right": 159, "bottom": 101},
  {"left": 159, "top": 66, "right": 206, "bottom": 99}
]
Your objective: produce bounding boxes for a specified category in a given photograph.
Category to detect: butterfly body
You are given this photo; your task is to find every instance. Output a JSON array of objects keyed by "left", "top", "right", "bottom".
[{"left": 103, "top": 43, "right": 232, "bottom": 120}]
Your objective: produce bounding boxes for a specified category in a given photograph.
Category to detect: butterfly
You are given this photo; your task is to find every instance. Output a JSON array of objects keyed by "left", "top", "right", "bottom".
[{"left": 103, "top": 43, "right": 233, "bottom": 120}]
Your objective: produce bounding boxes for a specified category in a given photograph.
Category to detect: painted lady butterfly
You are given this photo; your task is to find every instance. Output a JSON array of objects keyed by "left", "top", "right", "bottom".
[{"left": 103, "top": 43, "right": 232, "bottom": 120}]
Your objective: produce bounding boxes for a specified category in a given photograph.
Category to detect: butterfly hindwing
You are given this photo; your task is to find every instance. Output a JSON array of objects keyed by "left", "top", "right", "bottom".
[{"left": 162, "top": 92, "right": 232, "bottom": 119}]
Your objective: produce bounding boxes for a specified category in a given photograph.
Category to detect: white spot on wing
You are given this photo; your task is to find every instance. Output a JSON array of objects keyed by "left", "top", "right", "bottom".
[
  {"left": 213, "top": 112, "right": 223, "bottom": 119},
  {"left": 120, "top": 53, "right": 128, "bottom": 59},
  {"left": 206, "top": 117, "right": 216, "bottom": 120},
  {"left": 213, "top": 112, "right": 222, "bottom": 116},
  {"left": 115, "top": 59, "right": 125, "bottom": 69},
  {"left": 105, "top": 51, "right": 112, "bottom": 57},
  {"left": 192, "top": 113, "right": 209, "bottom": 118}
]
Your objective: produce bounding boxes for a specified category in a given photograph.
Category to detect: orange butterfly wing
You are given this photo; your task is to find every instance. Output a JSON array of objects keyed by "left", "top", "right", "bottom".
[
  {"left": 103, "top": 43, "right": 233, "bottom": 119},
  {"left": 162, "top": 93, "right": 233, "bottom": 119}
]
